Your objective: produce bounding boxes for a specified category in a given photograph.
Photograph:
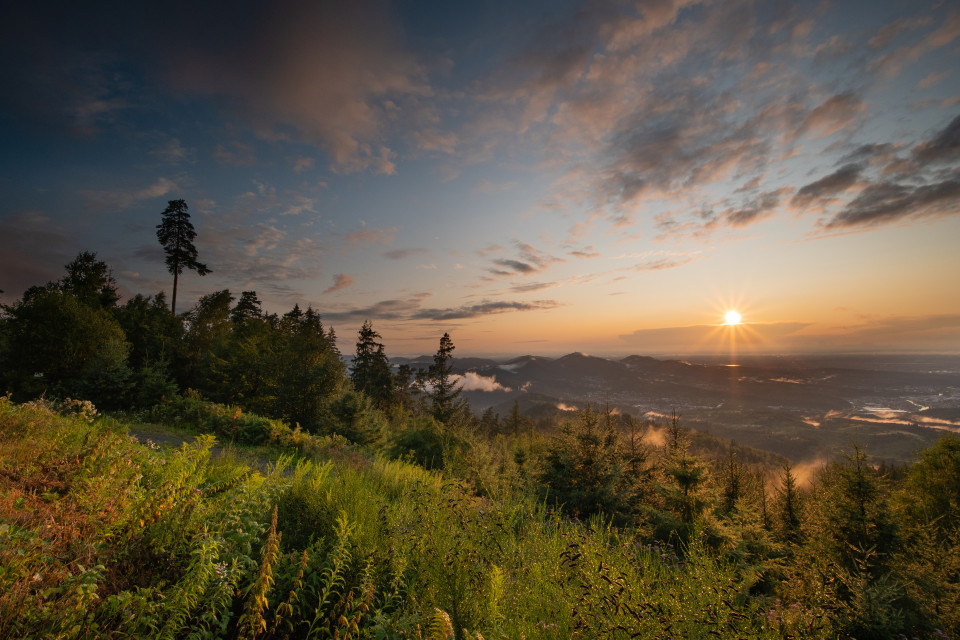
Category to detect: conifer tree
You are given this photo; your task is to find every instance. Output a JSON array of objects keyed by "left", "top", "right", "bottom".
[
  {"left": 775, "top": 461, "right": 803, "bottom": 543},
  {"left": 720, "top": 447, "right": 746, "bottom": 514},
  {"left": 429, "top": 332, "right": 464, "bottom": 424},
  {"left": 657, "top": 413, "right": 709, "bottom": 540},
  {"left": 156, "top": 199, "right": 210, "bottom": 314},
  {"left": 230, "top": 291, "right": 263, "bottom": 325},
  {"left": 505, "top": 399, "right": 533, "bottom": 436},
  {"left": 351, "top": 321, "right": 393, "bottom": 409},
  {"left": 823, "top": 446, "right": 899, "bottom": 578},
  {"left": 60, "top": 251, "right": 119, "bottom": 308}
]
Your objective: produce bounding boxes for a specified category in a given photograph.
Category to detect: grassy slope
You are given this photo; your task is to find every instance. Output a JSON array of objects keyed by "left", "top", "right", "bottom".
[{"left": 0, "top": 397, "right": 829, "bottom": 639}]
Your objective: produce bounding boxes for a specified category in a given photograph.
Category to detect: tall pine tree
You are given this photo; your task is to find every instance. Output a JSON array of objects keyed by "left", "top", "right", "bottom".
[{"left": 156, "top": 199, "right": 211, "bottom": 314}]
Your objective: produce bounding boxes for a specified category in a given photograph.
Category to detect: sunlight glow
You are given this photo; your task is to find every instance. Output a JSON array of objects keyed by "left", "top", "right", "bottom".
[{"left": 724, "top": 310, "right": 742, "bottom": 325}]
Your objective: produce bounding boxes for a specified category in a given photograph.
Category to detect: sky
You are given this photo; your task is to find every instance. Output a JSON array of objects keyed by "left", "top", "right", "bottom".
[{"left": 1, "top": 0, "right": 959, "bottom": 358}]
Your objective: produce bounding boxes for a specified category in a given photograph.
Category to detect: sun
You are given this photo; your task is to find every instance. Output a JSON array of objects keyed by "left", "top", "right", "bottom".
[{"left": 724, "top": 310, "right": 742, "bottom": 325}]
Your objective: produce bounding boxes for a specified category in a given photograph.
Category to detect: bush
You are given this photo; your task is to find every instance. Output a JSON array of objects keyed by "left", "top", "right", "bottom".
[
  {"left": 149, "top": 393, "right": 275, "bottom": 445},
  {"left": 323, "top": 388, "right": 387, "bottom": 446}
]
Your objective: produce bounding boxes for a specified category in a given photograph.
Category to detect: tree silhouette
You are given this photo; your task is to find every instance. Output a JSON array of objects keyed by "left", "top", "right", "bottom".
[
  {"left": 61, "top": 251, "right": 119, "bottom": 308},
  {"left": 156, "top": 199, "right": 210, "bottom": 314}
]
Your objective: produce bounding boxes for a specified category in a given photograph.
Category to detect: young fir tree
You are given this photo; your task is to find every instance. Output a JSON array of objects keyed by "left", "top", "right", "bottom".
[
  {"left": 539, "top": 405, "right": 636, "bottom": 521},
  {"left": 657, "top": 413, "right": 710, "bottom": 541},
  {"left": 505, "top": 399, "right": 533, "bottom": 436},
  {"left": 719, "top": 446, "right": 747, "bottom": 515},
  {"left": 156, "top": 199, "right": 211, "bottom": 314},
  {"left": 775, "top": 461, "right": 804, "bottom": 544}
]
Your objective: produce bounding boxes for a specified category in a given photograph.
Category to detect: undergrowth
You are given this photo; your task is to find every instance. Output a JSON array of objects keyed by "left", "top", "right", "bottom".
[{"left": 0, "top": 395, "right": 870, "bottom": 638}]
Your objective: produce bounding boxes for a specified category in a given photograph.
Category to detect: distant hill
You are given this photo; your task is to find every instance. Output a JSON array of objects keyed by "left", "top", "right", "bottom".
[{"left": 444, "top": 352, "right": 960, "bottom": 464}]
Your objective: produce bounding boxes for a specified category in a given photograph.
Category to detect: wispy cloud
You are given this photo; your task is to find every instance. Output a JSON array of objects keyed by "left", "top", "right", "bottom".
[
  {"left": 213, "top": 142, "right": 256, "bottom": 166},
  {"left": 82, "top": 177, "right": 179, "bottom": 212},
  {"left": 323, "top": 273, "right": 354, "bottom": 294},
  {"left": 384, "top": 248, "right": 427, "bottom": 260},
  {"left": 150, "top": 138, "right": 193, "bottom": 164},
  {"left": 345, "top": 224, "right": 398, "bottom": 247},
  {"left": 323, "top": 293, "right": 434, "bottom": 323},
  {"left": 806, "top": 113, "right": 960, "bottom": 229},
  {"left": 413, "top": 299, "right": 560, "bottom": 320},
  {"left": 488, "top": 241, "right": 562, "bottom": 277}
]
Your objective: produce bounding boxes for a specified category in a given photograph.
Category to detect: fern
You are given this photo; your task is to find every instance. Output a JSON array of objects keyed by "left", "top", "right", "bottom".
[{"left": 427, "top": 608, "right": 456, "bottom": 640}]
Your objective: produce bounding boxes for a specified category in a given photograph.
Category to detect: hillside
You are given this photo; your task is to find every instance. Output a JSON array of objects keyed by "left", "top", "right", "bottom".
[{"left": 2, "top": 396, "right": 959, "bottom": 638}]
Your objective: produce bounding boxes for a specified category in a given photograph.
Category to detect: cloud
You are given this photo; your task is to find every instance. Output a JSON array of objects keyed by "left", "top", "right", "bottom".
[
  {"left": 567, "top": 245, "right": 600, "bottom": 259},
  {"left": 867, "top": 16, "right": 927, "bottom": 50},
  {"left": 453, "top": 372, "right": 510, "bottom": 392},
  {"left": 279, "top": 195, "right": 318, "bottom": 217},
  {"left": 787, "top": 112, "right": 960, "bottom": 230},
  {"left": 414, "top": 130, "right": 458, "bottom": 155},
  {"left": 2, "top": 1, "right": 430, "bottom": 174},
  {"left": 322, "top": 293, "right": 433, "bottom": 323},
  {"left": 635, "top": 256, "right": 696, "bottom": 271},
  {"left": 823, "top": 176, "right": 960, "bottom": 229},
  {"left": 213, "top": 142, "right": 256, "bottom": 166},
  {"left": 154, "top": 1, "right": 429, "bottom": 174},
  {"left": 510, "top": 282, "right": 555, "bottom": 293},
  {"left": 911, "top": 112, "right": 960, "bottom": 166},
  {"left": 794, "top": 93, "right": 866, "bottom": 140},
  {"left": 917, "top": 70, "right": 951, "bottom": 90},
  {"left": 871, "top": 13, "right": 960, "bottom": 76},
  {"left": 323, "top": 273, "right": 354, "bottom": 294},
  {"left": 291, "top": 155, "right": 315, "bottom": 173},
  {"left": 791, "top": 164, "right": 863, "bottom": 208},
  {"left": 82, "top": 177, "right": 179, "bottom": 212},
  {"left": 412, "top": 300, "right": 560, "bottom": 321},
  {"left": 472, "top": 179, "right": 519, "bottom": 195},
  {"left": 243, "top": 224, "right": 285, "bottom": 257},
  {"left": 384, "top": 248, "right": 427, "bottom": 260},
  {"left": 492, "top": 259, "right": 537, "bottom": 275},
  {"left": 488, "top": 241, "right": 562, "bottom": 277},
  {"left": 150, "top": 138, "right": 192, "bottom": 164},
  {"left": 345, "top": 225, "right": 397, "bottom": 247}
]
